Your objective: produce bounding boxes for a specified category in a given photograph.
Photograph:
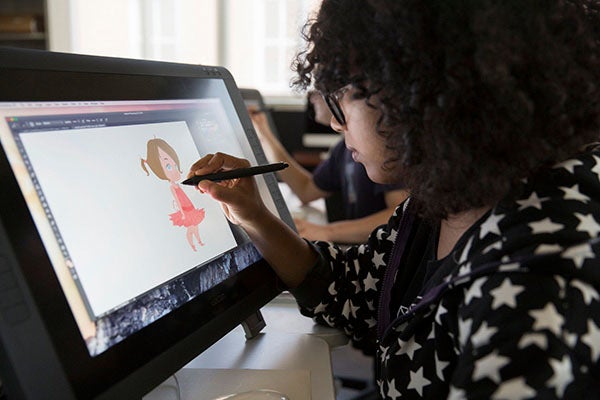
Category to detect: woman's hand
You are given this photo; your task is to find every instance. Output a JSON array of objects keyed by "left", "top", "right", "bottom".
[
  {"left": 247, "top": 107, "right": 280, "bottom": 163},
  {"left": 189, "top": 152, "right": 319, "bottom": 288},
  {"left": 247, "top": 107, "right": 274, "bottom": 141},
  {"left": 188, "top": 152, "right": 269, "bottom": 227},
  {"left": 293, "top": 218, "right": 332, "bottom": 242}
]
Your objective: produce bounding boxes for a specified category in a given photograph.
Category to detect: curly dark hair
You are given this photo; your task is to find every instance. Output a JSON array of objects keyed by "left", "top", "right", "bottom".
[{"left": 293, "top": 0, "right": 600, "bottom": 220}]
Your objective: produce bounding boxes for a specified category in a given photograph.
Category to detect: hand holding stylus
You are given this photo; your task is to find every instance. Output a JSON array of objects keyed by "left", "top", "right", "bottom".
[
  {"left": 188, "top": 152, "right": 316, "bottom": 289},
  {"left": 182, "top": 162, "right": 288, "bottom": 185},
  {"left": 187, "top": 153, "right": 279, "bottom": 227}
]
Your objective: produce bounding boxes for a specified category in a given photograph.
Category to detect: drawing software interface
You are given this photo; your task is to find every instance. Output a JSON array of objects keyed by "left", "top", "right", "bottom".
[{"left": 0, "top": 98, "right": 279, "bottom": 356}]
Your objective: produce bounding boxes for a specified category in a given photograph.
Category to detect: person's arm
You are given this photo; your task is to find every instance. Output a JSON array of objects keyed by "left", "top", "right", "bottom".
[
  {"left": 249, "top": 109, "right": 329, "bottom": 203},
  {"left": 189, "top": 152, "right": 318, "bottom": 288},
  {"left": 295, "top": 189, "right": 410, "bottom": 244}
]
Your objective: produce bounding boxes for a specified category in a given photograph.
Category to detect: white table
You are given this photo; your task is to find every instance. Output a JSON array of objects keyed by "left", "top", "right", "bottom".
[{"left": 144, "top": 294, "right": 347, "bottom": 400}]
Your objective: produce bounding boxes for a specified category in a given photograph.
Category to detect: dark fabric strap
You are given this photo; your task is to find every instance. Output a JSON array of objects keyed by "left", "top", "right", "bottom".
[{"left": 377, "top": 200, "right": 415, "bottom": 340}]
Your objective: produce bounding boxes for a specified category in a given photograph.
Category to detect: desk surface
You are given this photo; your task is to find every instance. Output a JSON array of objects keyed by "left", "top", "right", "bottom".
[{"left": 144, "top": 295, "right": 347, "bottom": 400}]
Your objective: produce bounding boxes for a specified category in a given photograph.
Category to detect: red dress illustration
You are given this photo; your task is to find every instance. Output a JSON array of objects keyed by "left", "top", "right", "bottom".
[
  {"left": 169, "top": 185, "right": 206, "bottom": 227},
  {"left": 142, "top": 138, "right": 206, "bottom": 251}
]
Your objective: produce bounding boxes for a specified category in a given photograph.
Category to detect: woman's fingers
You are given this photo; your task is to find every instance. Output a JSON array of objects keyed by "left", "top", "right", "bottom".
[{"left": 188, "top": 153, "right": 250, "bottom": 179}]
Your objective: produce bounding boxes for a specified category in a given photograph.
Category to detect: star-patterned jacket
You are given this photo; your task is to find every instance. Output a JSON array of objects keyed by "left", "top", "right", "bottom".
[{"left": 291, "top": 145, "right": 600, "bottom": 399}]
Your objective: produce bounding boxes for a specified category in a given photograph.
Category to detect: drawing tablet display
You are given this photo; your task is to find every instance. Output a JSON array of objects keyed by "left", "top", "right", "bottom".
[{"left": 0, "top": 48, "right": 294, "bottom": 399}]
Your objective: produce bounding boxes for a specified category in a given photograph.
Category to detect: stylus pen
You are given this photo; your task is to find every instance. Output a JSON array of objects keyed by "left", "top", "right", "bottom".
[{"left": 181, "top": 162, "right": 289, "bottom": 185}]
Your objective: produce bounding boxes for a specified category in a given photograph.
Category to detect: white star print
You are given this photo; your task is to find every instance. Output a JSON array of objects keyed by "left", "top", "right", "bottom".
[
  {"left": 435, "top": 353, "right": 450, "bottom": 380},
  {"left": 571, "top": 279, "right": 599, "bottom": 305},
  {"left": 464, "top": 277, "right": 485, "bottom": 305},
  {"left": 387, "top": 228, "right": 398, "bottom": 243},
  {"left": 530, "top": 302, "right": 564, "bottom": 336},
  {"left": 518, "top": 333, "right": 548, "bottom": 350},
  {"left": 322, "top": 314, "right": 335, "bottom": 326},
  {"left": 555, "top": 158, "right": 583, "bottom": 173},
  {"left": 352, "top": 280, "right": 360, "bottom": 294},
  {"left": 491, "top": 377, "right": 536, "bottom": 400},
  {"left": 564, "top": 331, "right": 577, "bottom": 348},
  {"left": 560, "top": 184, "right": 591, "bottom": 202},
  {"left": 529, "top": 217, "right": 564, "bottom": 235},
  {"left": 592, "top": 155, "right": 600, "bottom": 178},
  {"left": 407, "top": 367, "right": 431, "bottom": 396},
  {"left": 547, "top": 355, "right": 573, "bottom": 398},
  {"left": 581, "top": 319, "right": 600, "bottom": 362},
  {"left": 517, "top": 191, "right": 547, "bottom": 211},
  {"left": 458, "top": 236, "right": 474, "bottom": 264},
  {"left": 380, "top": 344, "right": 390, "bottom": 363},
  {"left": 448, "top": 386, "right": 466, "bottom": 400},
  {"left": 575, "top": 213, "right": 600, "bottom": 237},
  {"left": 327, "top": 282, "right": 337, "bottom": 296},
  {"left": 471, "top": 321, "right": 498, "bottom": 348},
  {"left": 554, "top": 275, "right": 566, "bottom": 297},
  {"left": 479, "top": 212, "right": 504, "bottom": 240},
  {"left": 378, "top": 380, "right": 386, "bottom": 399},
  {"left": 427, "top": 327, "right": 435, "bottom": 340},
  {"left": 482, "top": 240, "right": 503, "bottom": 254},
  {"left": 366, "top": 299, "right": 375, "bottom": 310},
  {"left": 328, "top": 246, "right": 339, "bottom": 259},
  {"left": 341, "top": 301, "right": 351, "bottom": 318},
  {"left": 534, "top": 243, "right": 563, "bottom": 255},
  {"left": 490, "top": 278, "right": 525, "bottom": 309},
  {"left": 313, "top": 302, "right": 327, "bottom": 314},
  {"left": 372, "top": 251, "right": 385, "bottom": 268},
  {"left": 396, "top": 337, "right": 421, "bottom": 360},
  {"left": 473, "top": 349, "right": 510, "bottom": 383},
  {"left": 561, "top": 242, "right": 595, "bottom": 268},
  {"left": 386, "top": 378, "right": 402, "bottom": 399},
  {"left": 458, "top": 317, "right": 473, "bottom": 347},
  {"left": 349, "top": 302, "right": 360, "bottom": 318},
  {"left": 555, "top": 275, "right": 566, "bottom": 290},
  {"left": 353, "top": 259, "right": 360, "bottom": 276},
  {"left": 357, "top": 244, "right": 366, "bottom": 255},
  {"left": 435, "top": 303, "right": 448, "bottom": 325},
  {"left": 458, "top": 262, "right": 472, "bottom": 277},
  {"left": 363, "top": 272, "right": 379, "bottom": 292}
]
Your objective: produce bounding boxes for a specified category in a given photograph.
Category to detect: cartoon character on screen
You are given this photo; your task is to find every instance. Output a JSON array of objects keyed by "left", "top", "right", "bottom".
[{"left": 141, "top": 138, "right": 206, "bottom": 251}]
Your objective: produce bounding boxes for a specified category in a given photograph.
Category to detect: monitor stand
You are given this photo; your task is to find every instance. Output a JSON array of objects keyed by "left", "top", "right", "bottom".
[{"left": 241, "top": 310, "right": 266, "bottom": 339}]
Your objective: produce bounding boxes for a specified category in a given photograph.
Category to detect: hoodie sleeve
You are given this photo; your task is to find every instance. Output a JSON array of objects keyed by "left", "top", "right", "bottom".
[{"left": 290, "top": 205, "right": 402, "bottom": 353}]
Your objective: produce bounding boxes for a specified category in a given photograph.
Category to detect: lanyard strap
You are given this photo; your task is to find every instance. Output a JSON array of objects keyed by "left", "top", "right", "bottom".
[{"left": 377, "top": 199, "right": 415, "bottom": 339}]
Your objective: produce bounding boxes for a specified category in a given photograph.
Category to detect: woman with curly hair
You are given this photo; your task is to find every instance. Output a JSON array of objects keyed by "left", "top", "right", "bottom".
[{"left": 189, "top": 0, "right": 600, "bottom": 398}]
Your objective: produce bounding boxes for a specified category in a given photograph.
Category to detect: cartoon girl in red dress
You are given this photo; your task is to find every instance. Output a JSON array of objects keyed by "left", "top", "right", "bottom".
[{"left": 141, "top": 138, "right": 205, "bottom": 251}]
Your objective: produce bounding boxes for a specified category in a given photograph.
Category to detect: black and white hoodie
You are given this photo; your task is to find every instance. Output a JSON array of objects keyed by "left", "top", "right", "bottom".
[{"left": 292, "top": 145, "right": 600, "bottom": 399}]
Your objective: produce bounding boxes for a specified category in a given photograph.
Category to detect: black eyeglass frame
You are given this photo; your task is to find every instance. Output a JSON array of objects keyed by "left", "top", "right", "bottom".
[{"left": 321, "top": 86, "right": 350, "bottom": 126}]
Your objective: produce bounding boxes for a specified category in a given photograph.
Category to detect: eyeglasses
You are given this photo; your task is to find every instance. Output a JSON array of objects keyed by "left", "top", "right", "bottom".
[{"left": 321, "top": 86, "right": 350, "bottom": 126}]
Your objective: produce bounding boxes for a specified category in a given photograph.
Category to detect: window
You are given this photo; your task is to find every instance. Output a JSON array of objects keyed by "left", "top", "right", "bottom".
[
  {"left": 223, "top": 0, "right": 317, "bottom": 97},
  {"left": 50, "top": 0, "right": 319, "bottom": 99}
]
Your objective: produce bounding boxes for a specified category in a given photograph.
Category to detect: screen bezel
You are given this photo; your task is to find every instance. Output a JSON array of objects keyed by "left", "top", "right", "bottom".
[{"left": 0, "top": 47, "right": 287, "bottom": 399}]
